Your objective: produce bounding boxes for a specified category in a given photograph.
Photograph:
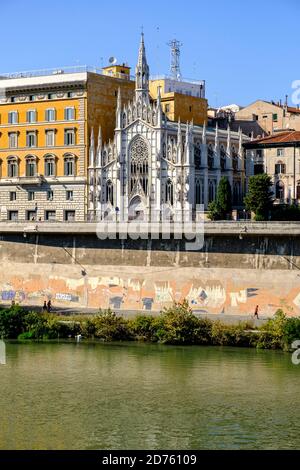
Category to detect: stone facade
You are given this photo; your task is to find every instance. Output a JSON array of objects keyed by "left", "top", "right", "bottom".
[{"left": 244, "top": 130, "right": 300, "bottom": 203}]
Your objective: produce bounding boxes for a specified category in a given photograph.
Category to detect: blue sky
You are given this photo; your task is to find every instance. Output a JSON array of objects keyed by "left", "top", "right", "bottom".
[{"left": 1, "top": 0, "right": 299, "bottom": 107}]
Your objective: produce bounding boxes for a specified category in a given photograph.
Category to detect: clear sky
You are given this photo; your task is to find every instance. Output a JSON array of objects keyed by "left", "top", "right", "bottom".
[{"left": 1, "top": 0, "right": 299, "bottom": 107}]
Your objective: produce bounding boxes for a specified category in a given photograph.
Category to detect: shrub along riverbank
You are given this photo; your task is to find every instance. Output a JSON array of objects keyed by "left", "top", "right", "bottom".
[{"left": 0, "top": 301, "right": 299, "bottom": 351}]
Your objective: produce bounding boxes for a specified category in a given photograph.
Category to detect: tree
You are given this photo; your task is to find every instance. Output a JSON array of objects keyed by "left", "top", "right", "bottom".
[
  {"left": 244, "top": 174, "right": 273, "bottom": 220},
  {"left": 208, "top": 177, "right": 232, "bottom": 220}
]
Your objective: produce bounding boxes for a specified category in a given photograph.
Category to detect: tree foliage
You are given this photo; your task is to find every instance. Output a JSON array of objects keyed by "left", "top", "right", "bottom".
[
  {"left": 244, "top": 174, "right": 273, "bottom": 220},
  {"left": 208, "top": 177, "right": 232, "bottom": 220}
]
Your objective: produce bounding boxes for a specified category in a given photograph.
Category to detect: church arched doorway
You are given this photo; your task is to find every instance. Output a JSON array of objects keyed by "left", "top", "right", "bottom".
[{"left": 128, "top": 196, "right": 145, "bottom": 221}]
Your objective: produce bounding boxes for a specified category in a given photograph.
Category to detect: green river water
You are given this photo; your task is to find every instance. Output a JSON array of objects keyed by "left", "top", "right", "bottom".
[{"left": 0, "top": 341, "right": 299, "bottom": 450}]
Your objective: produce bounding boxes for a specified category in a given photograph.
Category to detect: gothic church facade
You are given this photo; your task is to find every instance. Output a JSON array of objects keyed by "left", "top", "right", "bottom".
[{"left": 88, "top": 35, "right": 246, "bottom": 222}]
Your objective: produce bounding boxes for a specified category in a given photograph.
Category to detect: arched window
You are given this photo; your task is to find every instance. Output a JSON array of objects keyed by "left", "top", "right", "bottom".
[
  {"left": 220, "top": 146, "right": 226, "bottom": 170},
  {"left": 122, "top": 112, "right": 127, "bottom": 128},
  {"left": 7, "top": 156, "right": 18, "bottom": 178},
  {"left": 276, "top": 181, "right": 285, "bottom": 201},
  {"left": 44, "top": 154, "right": 56, "bottom": 177},
  {"left": 208, "top": 144, "right": 214, "bottom": 170},
  {"left": 130, "top": 137, "right": 149, "bottom": 195},
  {"left": 25, "top": 155, "right": 37, "bottom": 177},
  {"left": 166, "top": 179, "right": 174, "bottom": 205},
  {"left": 232, "top": 146, "right": 238, "bottom": 171},
  {"left": 195, "top": 178, "right": 203, "bottom": 205},
  {"left": 208, "top": 179, "right": 216, "bottom": 203},
  {"left": 64, "top": 154, "right": 76, "bottom": 176},
  {"left": 233, "top": 180, "right": 241, "bottom": 205},
  {"left": 194, "top": 144, "right": 201, "bottom": 170},
  {"left": 106, "top": 180, "right": 114, "bottom": 205}
]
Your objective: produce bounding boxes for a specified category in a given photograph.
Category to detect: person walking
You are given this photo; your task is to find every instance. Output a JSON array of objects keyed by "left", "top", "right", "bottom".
[
  {"left": 47, "top": 300, "right": 52, "bottom": 313},
  {"left": 254, "top": 305, "right": 259, "bottom": 319},
  {"left": 42, "top": 301, "right": 47, "bottom": 312}
]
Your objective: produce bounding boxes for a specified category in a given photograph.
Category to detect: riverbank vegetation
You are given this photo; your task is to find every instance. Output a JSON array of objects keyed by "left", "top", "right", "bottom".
[{"left": 0, "top": 301, "right": 299, "bottom": 351}]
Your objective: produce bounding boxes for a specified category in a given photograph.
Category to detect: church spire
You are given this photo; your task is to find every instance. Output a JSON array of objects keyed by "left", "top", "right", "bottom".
[{"left": 135, "top": 33, "right": 149, "bottom": 103}]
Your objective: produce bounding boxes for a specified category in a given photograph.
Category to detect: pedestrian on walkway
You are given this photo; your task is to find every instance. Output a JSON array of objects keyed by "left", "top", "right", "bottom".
[
  {"left": 42, "top": 301, "right": 47, "bottom": 312},
  {"left": 254, "top": 305, "right": 259, "bottom": 320},
  {"left": 47, "top": 300, "right": 52, "bottom": 313}
]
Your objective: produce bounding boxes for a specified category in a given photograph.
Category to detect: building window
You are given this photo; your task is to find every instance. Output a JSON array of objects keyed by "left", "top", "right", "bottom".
[
  {"left": 195, "top": 179, "right": 203, "bottom": 205},
  {"left": 26, "top": 131, "right": 37, "bottom": 148},
  {"left": 8, "top": 132, "right": 18, "bottom": 149},
  {"left": 273, "top": 113, "right": 278, "bottom": 122},
  {"left": 10, "top": 97, "right": 16, "bottom": 103},
  {"left": 275, "top": 181, "right": 284, "bottom": 200},
  {"left": 64, "top": 107, "right": 75, "bottom": 121},
  {"left": 220, "top": 147, "right": 226, "bottom": 170},
  {"left": 47, "top": 190, "right": 54, "bottom": 201},
  {"left": 8, "top": 211, "right": 18, "bottom": 221},
  {"left": 28, "top": 191, "right": 35, "bottom": 201},
  {"left": 29, "top": 95, "right": 35, "bottom": 102},
  {"left": 8, "top": 111, "right": 18, "bottom": 124},
  {"left": 64, "top": 155, "right": 75, "bottom": 176},
  {"left": 64, "top": 129, "right": 75, "bottom": 145},
  {"left": 45, "top": 109, "right": 55, "bottom": 122},
  {"left": 27, "top": 110, "right": 36, "bottom": 123},
  {"left": 7, "top": 157, "right": 18, "bottom": 177},
  {"left": 48, "top": 93, "right": 55, "bottom": 100},
  {"left": 44, "top": 156, "right": 55, "bottom": 177},
  {"left": 277, "top": 148, "right": 284, "bottom": 157},
  {"left": 232, "top": 147, "right": 238, "bottom": 171},
  {"left": 26, "top": 210, "right": 36, "bottom": 221},
  {"left": 66, "top": 190, "right": 73, "bottom": 201},
  {"left": 165, "top": 104, "right": 170, "bottom": 113},
  {"left": 166, "top": 179, "right": 174, "bottom": 205},
  {"left": 208, "top": 145, "right": 214, "bottom": 170},
  {"left": 208, "top": 180, "right": 216, "bottom": 203},
  {"left": 189, "top": 106, "right": 192, "bottom": 112},
  {"left": 9, "top": 191, "right": 16, "bottom": 201},
  {"left": 275, "top": 162, "right": 286, "bottom": 174},
  {"left": 64, "top": 210, "right": 75, "bottom": 222},
  {"left": 254, "top": 164, "right": 264, "bottom": 174},
  {"left": 106, "top": 180, "right": 114, "bottom": 205},
  {"left": 45, "top": 210, "right": 56, "bottom": 221},
  {"left": 45, "top": 129, "right": 55, "bottom": 146},
  {"left": 25, "top": 156, "right": 37, "bottom": 177},
  {"left": 67, "top": 91, "right": 76, "bottom": 98}
]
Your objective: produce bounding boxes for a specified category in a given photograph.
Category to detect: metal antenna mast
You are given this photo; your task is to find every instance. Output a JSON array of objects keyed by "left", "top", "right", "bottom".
[{"left": 167, "top": 39, "right": 183, "bottom": 81}]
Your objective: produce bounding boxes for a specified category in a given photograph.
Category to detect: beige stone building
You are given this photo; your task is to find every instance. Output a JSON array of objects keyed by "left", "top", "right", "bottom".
[
  {"left": 244, "top": 130, "right": 300, "bottom": 203},
  {"left": 236, "top": 100, "right": 300, "bottom": 135}
]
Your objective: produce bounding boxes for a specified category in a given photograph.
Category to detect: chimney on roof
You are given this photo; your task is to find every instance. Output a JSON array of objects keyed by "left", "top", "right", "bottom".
[{"left": 279, "top": 99, "right": 282, "bottom": 107}]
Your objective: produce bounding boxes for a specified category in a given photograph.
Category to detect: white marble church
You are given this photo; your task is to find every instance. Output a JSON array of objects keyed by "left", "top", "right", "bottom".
[{"left": 88, "top": 34, "right": 246, "bottom": 222}]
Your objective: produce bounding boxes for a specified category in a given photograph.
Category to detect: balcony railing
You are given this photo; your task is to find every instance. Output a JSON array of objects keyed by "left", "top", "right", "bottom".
[{"left": 0, "top": 65, "right": 135, "bottom": 81}]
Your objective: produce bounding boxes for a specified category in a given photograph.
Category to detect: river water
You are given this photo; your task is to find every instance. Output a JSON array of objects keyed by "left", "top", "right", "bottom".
[{"left": 0, "top": 341, "right": 299, "bottom": 450}]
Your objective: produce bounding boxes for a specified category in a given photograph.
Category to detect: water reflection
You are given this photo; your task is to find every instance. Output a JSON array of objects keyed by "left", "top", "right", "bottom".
[{"left": 0, "top": 341, "right": 299, "bottom": 450}]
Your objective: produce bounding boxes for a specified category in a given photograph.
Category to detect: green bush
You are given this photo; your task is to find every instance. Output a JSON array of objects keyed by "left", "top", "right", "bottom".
[
  {"left": 256, "top": 309, "right": 287, "bottom": 350},
  {"left": 129, "top": 315, "right": 158, "bottom": 341},
  {"left": 91, "top": 310, "right": 132, "bottom": 341},
  {"left": 282, "top": 317, "right": 300, "bottom": 349},
  {"left": 154, "top": 300, "right": 210, "bottom": 345},
  {"left": 211, "top": 321, "right": 257, "bottom": 347},
  {"left": 1, "top": 303, "right": 300, "bottom": 351},
  {"left": 0, "top": 306, "right": 27, "bottom": 338}
]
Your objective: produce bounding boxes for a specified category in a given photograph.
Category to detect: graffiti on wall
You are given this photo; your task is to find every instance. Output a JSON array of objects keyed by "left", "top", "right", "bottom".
[{"left": 0, "top": 268, "right": 299, "bottom": 317}]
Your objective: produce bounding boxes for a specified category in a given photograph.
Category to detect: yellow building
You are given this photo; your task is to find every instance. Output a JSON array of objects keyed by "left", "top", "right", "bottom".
[
  {"left": 149, "top": 76, "right": 207, "bottom": 125},
  {"left": 0, "top": 66, "right": 135, "bottom": 221}
]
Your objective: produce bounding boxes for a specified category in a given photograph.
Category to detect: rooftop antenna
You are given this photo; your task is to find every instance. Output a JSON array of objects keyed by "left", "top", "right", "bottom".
[{"left": 167, "top": 38, "right": 183, "bottom": 81}]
